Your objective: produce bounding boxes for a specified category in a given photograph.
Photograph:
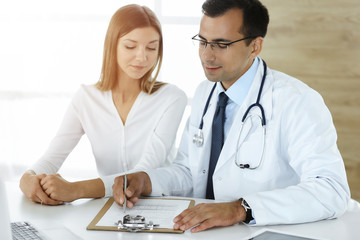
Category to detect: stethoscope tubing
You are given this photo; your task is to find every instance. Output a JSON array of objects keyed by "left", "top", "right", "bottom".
[
  {"left": 198, "top": 60, "right": 267, "bottom": 131},
  {"left": 199, "top": 83, "right": 217, "bottom": 130},
  {"left": 193, "top": 60, "right": 268, "bottom": 169}
]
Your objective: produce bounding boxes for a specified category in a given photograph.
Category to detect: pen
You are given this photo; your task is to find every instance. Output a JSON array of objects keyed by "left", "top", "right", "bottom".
[{"left": 123, "top": 174, "right": 127, "bottom": 213}]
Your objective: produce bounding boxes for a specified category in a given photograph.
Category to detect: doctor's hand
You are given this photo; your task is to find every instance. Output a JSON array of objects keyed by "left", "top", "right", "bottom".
[
  {"left": 173, "top": 200, "right": 246, "bottom": 233},
  {"left": 19, "top": 170, "right": 63, "bottom": 206},
  {"left": 113, "top": 172, "right": 152, "bottom": 208}
]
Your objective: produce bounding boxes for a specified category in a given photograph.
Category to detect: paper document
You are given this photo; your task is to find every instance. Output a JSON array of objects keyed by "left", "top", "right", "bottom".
[
  {"left": 87, "top": 197, "right": 195, "bottom": 233},
  {"left": 97, "top": 198, "right": 190, "bottom": 228}
]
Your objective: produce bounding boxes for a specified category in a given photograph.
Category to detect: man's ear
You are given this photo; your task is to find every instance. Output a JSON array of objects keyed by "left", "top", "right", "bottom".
[{"left": 250, "top": 37, "right": 264, "bottom": 58}]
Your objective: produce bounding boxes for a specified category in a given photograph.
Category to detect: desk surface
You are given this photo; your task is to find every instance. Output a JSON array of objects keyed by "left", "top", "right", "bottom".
[{"left": 5, "top": 180, "right": 360, "bottom": 240}]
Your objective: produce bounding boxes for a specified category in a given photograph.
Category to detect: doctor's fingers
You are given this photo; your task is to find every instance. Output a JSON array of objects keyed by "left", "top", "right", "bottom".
[
  {"left": 173, "top": 203, "right": 211, "bottom": 231},
  {"left": 113, "top": 172, "right": 151, "bottom": 206},
  {"left": 173, "top": 203, "right": 236, "bottom": 232},
  {"left": 113, "top": 176, "right": 127, "bottom": 206},
  {"left": 126, "top": 176, "right": 145, "bottom": 197},
  {"left": 125, "top": 196, "right": 139, "bottom": 208},
  {"left": 174, "top": 214, "right": 219, "bottom": 233},
  {"left": 124, "top": 172, "right": 152, "bottom": 198},
  {"left": 189, "top": 202, "right": 246, "bottom": 232}
]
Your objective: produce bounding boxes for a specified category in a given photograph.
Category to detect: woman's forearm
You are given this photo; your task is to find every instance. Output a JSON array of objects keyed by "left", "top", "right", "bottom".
[{"left": 73, "top": 178, "right": 106, "bottom": 199}]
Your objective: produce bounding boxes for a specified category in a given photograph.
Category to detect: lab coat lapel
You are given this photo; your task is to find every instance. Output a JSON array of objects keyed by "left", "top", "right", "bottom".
[
  {"left": 262, "top": 68, "right": 273, "bottom": 122},
  {"left": 201, "top": 92, "right": 217, "bottom": 149},
  {"left": 195, "top": 85, "right": 218, "bottom": 174},
  {"left": 216, "top": 107, "right": 251, "bottom": 170},
  {"left": 214, "top": 59, "right": 274, "bottom": 172},
  {"left": 214, "top": 99, "right": 253, "bottom": 172}
]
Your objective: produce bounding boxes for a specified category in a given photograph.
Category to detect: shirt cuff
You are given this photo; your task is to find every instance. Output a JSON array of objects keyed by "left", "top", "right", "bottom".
[
  {"left": 99, "top": 174, "right": 116, "bottom": 197},
  {"left": 144, "top": 169, "right": 165, "bottom": 197},
  {"left": 100, "top": 169, "right": 144, "bottom": 198}
]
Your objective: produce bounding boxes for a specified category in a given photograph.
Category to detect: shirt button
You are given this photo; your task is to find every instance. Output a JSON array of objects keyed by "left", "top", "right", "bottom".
[
  {"left": 218, "top": 177, "right": 222, "bottom": 181},
  {"left": 202, "top": 169, "right": 206, "bottom": 174}
]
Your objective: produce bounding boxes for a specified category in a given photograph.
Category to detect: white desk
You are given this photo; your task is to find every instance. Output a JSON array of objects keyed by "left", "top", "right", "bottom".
[{"left": 5, "top": 180, "right": 360, "bottom": 240}]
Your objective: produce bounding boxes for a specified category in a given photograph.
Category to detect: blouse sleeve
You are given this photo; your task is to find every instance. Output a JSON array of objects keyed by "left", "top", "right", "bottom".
[
  {"left": 132, "top": 89, "right": 187, "bottom": 171},
  {"left": 30, "top": 94, "right": 85, "bottom": 175}
]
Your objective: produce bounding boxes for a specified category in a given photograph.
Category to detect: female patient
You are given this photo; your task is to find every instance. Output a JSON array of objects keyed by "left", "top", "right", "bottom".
[{"left": 20, "top": 4, "right": 187, "bottom": 205}]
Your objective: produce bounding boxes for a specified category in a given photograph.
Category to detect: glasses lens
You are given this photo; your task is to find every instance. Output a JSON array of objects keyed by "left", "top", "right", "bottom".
[
  {"left": 192, "top": 39, "right": 205, "bottom": 49},
  {"left": 192, "top": 36, "right": 229, "bottom": 53}
]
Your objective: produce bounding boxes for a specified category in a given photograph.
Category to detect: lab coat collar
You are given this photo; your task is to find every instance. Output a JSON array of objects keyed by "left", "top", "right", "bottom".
[
  {"left": 212, "top": 57, "right": 260, "bottom": 106},
  {"left": 226, "top": 57, "right": 260, "bottom": 106}
]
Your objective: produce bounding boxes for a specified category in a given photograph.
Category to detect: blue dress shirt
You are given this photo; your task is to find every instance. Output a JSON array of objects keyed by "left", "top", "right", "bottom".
[{"left": 215, "top": 57, "right": 260, "bottom": 141}]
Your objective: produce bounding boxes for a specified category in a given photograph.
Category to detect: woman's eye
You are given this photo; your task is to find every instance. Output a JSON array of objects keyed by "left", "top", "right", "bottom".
[
  {"left": 125, "top": 46, "right": 136, "bottom": 49},
  {"left": 147, "top": 44, "right": 158, "bottom": 51}
]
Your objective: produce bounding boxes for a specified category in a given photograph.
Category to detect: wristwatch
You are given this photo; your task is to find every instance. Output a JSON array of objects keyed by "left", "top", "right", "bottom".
[{"left": 240, "top": 198, "right": 254, "bottom": 223}]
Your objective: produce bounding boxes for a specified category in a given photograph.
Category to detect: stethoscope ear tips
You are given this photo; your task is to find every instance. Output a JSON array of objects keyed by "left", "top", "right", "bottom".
[{"left": 240, "top": 164, "right": 250, "bottom": 169}]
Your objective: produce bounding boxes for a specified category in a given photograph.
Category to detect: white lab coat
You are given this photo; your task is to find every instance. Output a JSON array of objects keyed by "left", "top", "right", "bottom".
[{"left": 147, "top": 59, "right": 350, "bottom": 225}]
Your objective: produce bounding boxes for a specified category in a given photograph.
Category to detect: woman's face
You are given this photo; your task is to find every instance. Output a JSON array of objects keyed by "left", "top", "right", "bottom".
[{"left": 117, "top": 27, "right": 160, "bottom": 81}]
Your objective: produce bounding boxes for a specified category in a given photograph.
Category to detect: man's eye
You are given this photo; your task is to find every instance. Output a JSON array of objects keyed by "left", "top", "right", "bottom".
[
  {"left": 199, "top": 41, "right": 206, "bottom": 46},
  {"left": 216, "top": 43, "right": 228, "bottom": 49}
]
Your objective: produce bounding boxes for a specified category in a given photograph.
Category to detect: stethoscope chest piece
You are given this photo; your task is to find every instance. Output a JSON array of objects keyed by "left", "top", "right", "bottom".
[{"left": 193, "top": 129, "right": 204, "bottom": 147}]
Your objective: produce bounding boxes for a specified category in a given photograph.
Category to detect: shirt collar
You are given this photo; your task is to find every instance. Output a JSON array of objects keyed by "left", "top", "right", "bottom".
[{"left": 219, "top": 57, "right": 260, "bottom": 106}]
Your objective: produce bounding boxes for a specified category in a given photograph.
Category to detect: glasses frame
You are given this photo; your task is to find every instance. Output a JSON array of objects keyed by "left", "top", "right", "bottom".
[{"left": 191, "top": 34, "right": 256, "bottom": 52}]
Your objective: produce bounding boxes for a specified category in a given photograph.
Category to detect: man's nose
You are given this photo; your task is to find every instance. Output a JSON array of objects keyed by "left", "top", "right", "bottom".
[{"left": 201, "top": 44, "right": 216, "bottom": 60}]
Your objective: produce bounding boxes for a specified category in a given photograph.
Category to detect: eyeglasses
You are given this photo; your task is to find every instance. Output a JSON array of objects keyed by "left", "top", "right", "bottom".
[{"left": 192, "top": 34, "right": 255, "bottom": 54}]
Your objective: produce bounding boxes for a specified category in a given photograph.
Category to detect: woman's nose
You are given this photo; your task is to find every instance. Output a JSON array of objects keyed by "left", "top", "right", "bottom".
[{"left": 136, "top": 47, "right": 147, "bottom": 61}]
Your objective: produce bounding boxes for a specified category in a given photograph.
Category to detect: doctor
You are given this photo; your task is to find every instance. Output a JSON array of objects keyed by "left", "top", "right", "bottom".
[{"left": 113, "top": 0, "right": 350, "bottom": 232}]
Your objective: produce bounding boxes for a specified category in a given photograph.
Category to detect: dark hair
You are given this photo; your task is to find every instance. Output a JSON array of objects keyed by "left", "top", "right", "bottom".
[{"left": 202, "top": 0, "right": 269, "bottom": 45}]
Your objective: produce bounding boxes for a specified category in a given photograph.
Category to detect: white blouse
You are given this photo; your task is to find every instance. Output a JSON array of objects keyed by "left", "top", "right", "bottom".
[{"left": 31, "top": 84, "right": 187, "bottom": 196}]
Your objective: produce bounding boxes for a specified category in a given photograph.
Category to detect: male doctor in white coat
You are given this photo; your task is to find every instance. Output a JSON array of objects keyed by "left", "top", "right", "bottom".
[{"left": 112, "top": 0, "right": 350, "bottom": 232}]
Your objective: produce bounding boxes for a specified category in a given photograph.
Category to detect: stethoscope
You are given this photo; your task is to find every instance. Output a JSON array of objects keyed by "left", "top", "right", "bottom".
[{"left": 192, "top": 60, "right": 267, "bottom": 169}]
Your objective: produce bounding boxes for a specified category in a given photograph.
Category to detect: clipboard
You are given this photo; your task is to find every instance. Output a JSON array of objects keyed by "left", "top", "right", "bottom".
[{"left": 87, "top": 197, "right": 195, "bottom": 233}]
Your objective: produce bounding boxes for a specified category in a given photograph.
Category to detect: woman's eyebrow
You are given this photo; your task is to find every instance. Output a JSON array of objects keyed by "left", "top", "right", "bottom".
[
  {"left": 122, "top": 39, "right": 159, "bottom": 44},
  {"left": 148, "top": 40, "right": 159, "bottom": 44}
]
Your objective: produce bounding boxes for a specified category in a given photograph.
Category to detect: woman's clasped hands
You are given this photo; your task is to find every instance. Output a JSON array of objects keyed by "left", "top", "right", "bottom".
[{"left": 20, "top": 170, "right": 80, "bottom": 205}]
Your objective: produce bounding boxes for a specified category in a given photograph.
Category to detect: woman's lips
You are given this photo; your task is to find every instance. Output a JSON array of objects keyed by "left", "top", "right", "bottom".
[{"left": 132, "top": 65, "right": 146, "bottom": 71}]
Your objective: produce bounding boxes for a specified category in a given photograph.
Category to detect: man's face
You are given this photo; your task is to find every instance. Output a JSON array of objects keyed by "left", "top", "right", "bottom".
[{"left": 198, "top": 8, "right": 256, "bottom": 90}]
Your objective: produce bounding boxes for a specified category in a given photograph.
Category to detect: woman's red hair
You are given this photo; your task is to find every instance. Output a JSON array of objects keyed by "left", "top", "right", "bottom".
[{"left": 96, "top": 4, "right": 164, "bottom": 94}]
